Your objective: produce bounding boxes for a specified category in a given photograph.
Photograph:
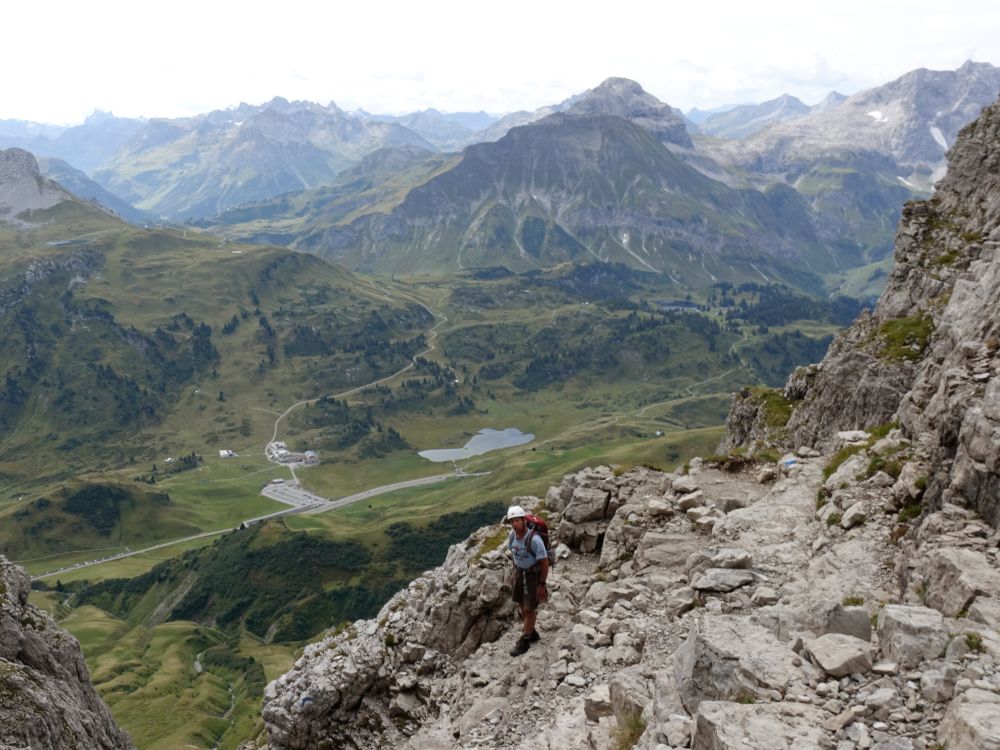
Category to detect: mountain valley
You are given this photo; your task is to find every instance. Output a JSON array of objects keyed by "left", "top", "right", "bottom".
[{"left": 2, "top": 60, "right": 1000, "bottom": 750}]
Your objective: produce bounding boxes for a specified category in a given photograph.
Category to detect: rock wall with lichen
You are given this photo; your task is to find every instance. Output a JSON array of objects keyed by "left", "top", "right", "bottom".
[{"left": 727, "top": 96, "right": 1000, "bottom": 527}]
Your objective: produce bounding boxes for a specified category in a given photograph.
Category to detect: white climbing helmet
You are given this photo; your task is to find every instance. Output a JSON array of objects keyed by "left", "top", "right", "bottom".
[{"left": 505, "top": 505, "right": 527, "bottom": 522}]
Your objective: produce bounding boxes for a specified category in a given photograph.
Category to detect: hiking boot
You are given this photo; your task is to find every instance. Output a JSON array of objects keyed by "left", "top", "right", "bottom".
[
  {"left": 529, "top": 629, "right": 540, "bottom": 642},
  {"left": 509, "top": 636, "right": 531, "bottom": 656}
]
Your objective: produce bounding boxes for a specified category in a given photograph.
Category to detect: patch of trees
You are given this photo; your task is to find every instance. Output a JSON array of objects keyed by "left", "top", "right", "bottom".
[
  {"left": 383, "top": 501, "right": 506, "bottom": 571},
  {"left": 723, "top": 284, "right": 864, "bottom": 327},
  {"left": 77, "top": 501, "right": 508, "bottom": 644},
  {"left": 201, "top": 643, "right": 266, "bottom": 698},
  {"left": 511, "top": 310, "right": 727, "bottom": 390},
  {"left": 528, "top": 262, "right": 647, "bottom": 303},
  {"left": 79, "top": 523, "right": 373, "bottom": 639},
  {"left": 744, "top": 330, "right": 834, "bottom": 387},
  {"left": 89, "top": 363, "right": 158, "bottom": 425},
  {"left": 63, "top": 485, "right": 133, "bottom": 536},
  {"left": 270, "top": 579, "right": 411, "bottom": 642},
  {"left": 356, "top": 427, "right": 409, "bottom": 459},
  {"left": 0, "top": 369, "right": 30, "bottom": 430}
]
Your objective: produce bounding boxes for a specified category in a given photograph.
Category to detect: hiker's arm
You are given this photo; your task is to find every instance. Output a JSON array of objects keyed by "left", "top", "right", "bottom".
[{"left": 537, "top": 557, "right": 549, "bottom": 585}]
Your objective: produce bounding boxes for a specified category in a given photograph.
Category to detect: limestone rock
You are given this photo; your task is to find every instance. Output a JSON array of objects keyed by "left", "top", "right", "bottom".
[
  {"left": 691, "top": 700, "right": 832, "bottom": 749},
  {"left": 722, "top": 96, "right": 1000, "bottom": 528},
  {"left": 262, "top": 530, "right": 513, "bottom": 749},
  {"left": 634, "top": 531, "right": 702, "bottom": 572},
  {"left": 0, "top": 148, "right": 73, "bottom": 223},
  {"left": 584, "top": 683, "right": 613, "bottom": 721},
  {"left": 804, "top": 633, "right": 874, "bottom": 677},
  {"left": 691, "top": 568, "right": 755, "bottom": 593},
  {"left": 841, "top": 501, "right": 867, "bottom": 529},
  {"left": 938, "top": 695, "right": 1000, "bottom": 750},
  {"left": 810, "top": 602, "right": 873, "bottom": 642},
  {"left": 673, "top": 616, "right": 816, "bottom": 711},
  {"left": 921, "top": 547, "right": 1000, "bottom": 616},
  {"left": 564, "top": 486, "right": 611, "bottom": 523},
  {"left": 877, "top": 605, "right": 949, "bottom": 668},
  {"left": 0, "top": 556, "right": 134, "bottom": 750}
]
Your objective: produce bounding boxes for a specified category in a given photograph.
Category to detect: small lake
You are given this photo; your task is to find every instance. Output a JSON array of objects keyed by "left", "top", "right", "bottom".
[{"left": 418, "top": 427, "right": 535, "bottom": 462}]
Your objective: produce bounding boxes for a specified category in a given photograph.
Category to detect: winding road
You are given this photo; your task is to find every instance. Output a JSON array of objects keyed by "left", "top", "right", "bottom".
[{"left": 31, "top": 299, "right": 485, "bottom": 582}]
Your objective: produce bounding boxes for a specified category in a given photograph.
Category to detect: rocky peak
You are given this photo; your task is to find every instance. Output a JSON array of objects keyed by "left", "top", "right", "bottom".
[
  {"left": 698, "top": 93, "right": 811, "bottom": 140},
  {"left": 811, "top": 91, "right": 847, "bottom": 113},
  {"left": 565, "top": 77, "right": 693, "bottom": 148},
  {"left": 714, "top": 62, "right": 1000, "bottom": 187},
  {"left": 0, "top": 147, "right": 71, "bottom": 223},
  {"left": 0, "top": 146, "right": 42, "bottom": 181},
  {"left": 1, "top": 555, "right": 135, "bottom": 749}
]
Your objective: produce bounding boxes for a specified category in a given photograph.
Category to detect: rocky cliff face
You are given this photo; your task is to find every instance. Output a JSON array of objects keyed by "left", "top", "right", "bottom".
[
  {"left": 0, "top": 147, "right": 72, "bottom": 224},
  {"left": 0, "top": 555, "right": 134, "bottom": 750},
  {"left": 733, "top": 94, "right": 1000, "bottom": 526},
  {"left": 258, "top": 450, "right": 1000, "bottom": 750}
]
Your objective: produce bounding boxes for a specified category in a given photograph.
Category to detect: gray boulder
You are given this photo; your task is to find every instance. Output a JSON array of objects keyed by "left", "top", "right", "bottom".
[
  {"left": 877, "top": 605, "right": 949, "bottom": 668},
  {"left": 691, "top": 568, "right": 756, "bottom": 593},
  {"left": 922, "top": 547, "right": 1000, "bottom": 616},
  {"left": 691, "top": 700, "right": 833, "bottom": 749},
  {"left": 937, "top": 690, "right": 1000, "bottom": 750},
  {"left": 673, "top": 616, "right": 817, "bottom": 712},
  {"left": 804, "top": 633, "right": 874, "bottom": 677}
]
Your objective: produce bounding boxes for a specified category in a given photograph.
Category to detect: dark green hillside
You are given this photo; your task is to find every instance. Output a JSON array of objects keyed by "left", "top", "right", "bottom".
[
  {"left": 0, "top": 481, "right": 193, "bottom": 559},
  {"left": 74, "top": 503, "right": 503, "bottom": 642},
  {"left": 792, "top": 150, "right": 914, "bottom": 263},
  {"left": 0, "top": 197, "right": 435, "bottom": 496}
]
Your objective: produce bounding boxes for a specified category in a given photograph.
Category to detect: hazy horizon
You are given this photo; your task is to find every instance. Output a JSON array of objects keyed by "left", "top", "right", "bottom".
[{"left": 3, "top": 0, "right": 999, "bottom": 125}]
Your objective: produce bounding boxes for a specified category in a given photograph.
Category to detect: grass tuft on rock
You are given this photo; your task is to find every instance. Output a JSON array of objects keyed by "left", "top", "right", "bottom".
[
  {"left": 877, "top": 312, "right": 934, "bottom": 362},
  {"left": 613, "top": 710, "right": 647, "bottom": 750}
]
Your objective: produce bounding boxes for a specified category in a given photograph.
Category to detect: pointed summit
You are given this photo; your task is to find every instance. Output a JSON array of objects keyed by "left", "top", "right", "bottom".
[
  {"left": 811, "top": 91, "right": 847, "bottom": 113},
  {"left": 699, "top": 94, "right": 810, "bottom": 139},
  {"left": 563, "top": 77, "right": 692, "bottom": 148}
]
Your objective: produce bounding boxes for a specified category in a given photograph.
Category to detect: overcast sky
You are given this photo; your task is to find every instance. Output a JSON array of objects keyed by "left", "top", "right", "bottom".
[{"left": 3, "top": 0, "right": 999, "bottom": 124}]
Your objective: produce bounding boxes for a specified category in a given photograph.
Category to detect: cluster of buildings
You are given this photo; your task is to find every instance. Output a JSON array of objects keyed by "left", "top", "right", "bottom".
[{"left": 267, "top": 441, "right": 319, "bottom": 466}]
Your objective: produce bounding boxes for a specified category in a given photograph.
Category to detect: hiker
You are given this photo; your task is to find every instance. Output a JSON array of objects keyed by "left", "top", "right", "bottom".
[{"left": 505, "top": 505, "right": 549, "bottom": 656}]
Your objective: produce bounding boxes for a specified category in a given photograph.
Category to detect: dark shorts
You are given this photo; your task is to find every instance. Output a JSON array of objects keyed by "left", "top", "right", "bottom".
[{"left": 512, "top": 566, "right": 539, "bottom": 611}]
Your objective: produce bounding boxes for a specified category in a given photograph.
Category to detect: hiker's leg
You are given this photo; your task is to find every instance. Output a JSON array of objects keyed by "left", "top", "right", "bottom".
[
  {"left": 523, "top": 607, "right": 537, "bottom": 637},
  {"left": 512, "top": 568, "right": 526, "bottom": 621},
  {"left": 522, "top": 569, "right": 539, "bottom": 637}
]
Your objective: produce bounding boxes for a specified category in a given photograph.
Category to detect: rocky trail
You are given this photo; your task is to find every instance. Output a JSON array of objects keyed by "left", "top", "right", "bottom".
[{"left": 256, "top": 430, "right": 1000, "bottom": 750}]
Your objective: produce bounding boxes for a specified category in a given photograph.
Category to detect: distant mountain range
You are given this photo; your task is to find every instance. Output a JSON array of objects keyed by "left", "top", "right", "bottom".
[
  {"left": 0, "top": 110, "right": 146, "bottom": 174},
  {"left": 2, "top": 62, "right": 998, "bottom": 287},
  {"left": 705, "top": 61, "right": 1000, "bottom": 189},
  {"left": 194, "top": 63, "right": 1000, "bottom": 290},
  {"left": 356, "top": 109, "right": 498, "bottom": 150},
  {"left": 695, "top": 92, "right": 847, "bottom": 140},
  {"left": 37, "top": 157, "right": 156, "bottom": 224},
  {"left": 290, "top": 109, "right": 829, "bottom": 287}
]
